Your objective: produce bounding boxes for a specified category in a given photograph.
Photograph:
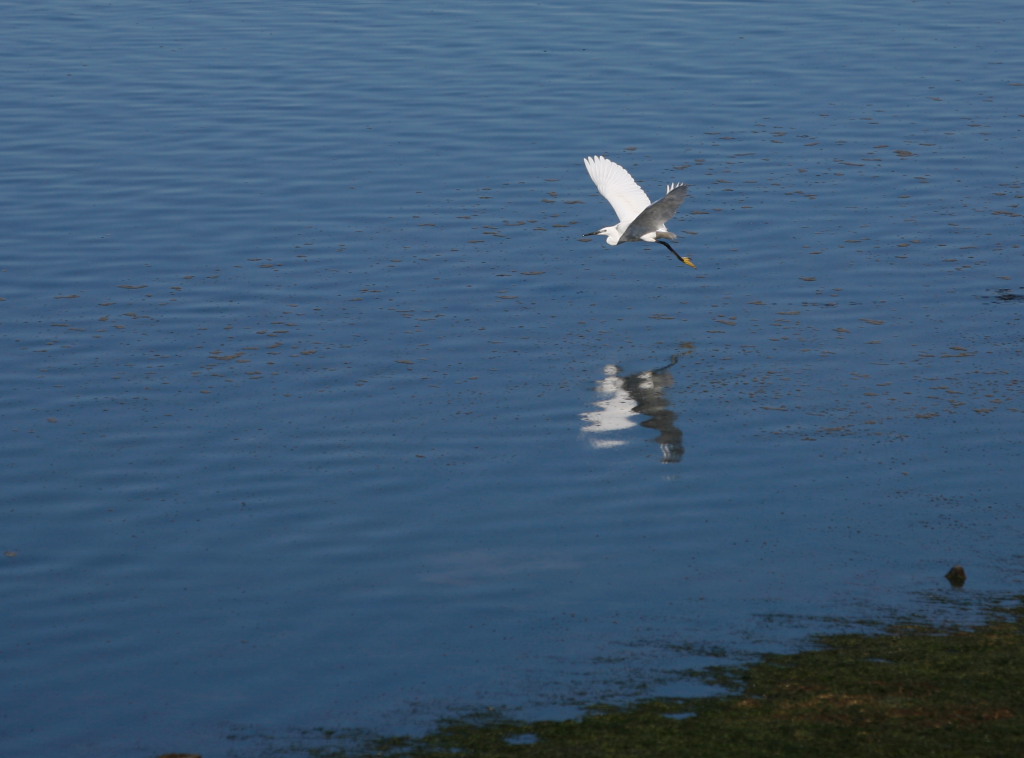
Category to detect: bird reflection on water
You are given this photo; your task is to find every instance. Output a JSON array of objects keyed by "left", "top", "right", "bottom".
[{"left": 580, "top": 354, "right": 685, "bottom": 463}]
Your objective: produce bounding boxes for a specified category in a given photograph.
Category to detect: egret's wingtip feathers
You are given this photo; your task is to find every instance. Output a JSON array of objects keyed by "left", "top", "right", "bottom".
[{"left": 583, "top": 155, "right": 652, "bottom": 226}]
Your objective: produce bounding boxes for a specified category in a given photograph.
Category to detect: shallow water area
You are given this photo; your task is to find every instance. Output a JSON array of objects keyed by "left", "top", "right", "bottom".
[{"left": 2, "top": 1, "right": 1023, "bottom": 756}]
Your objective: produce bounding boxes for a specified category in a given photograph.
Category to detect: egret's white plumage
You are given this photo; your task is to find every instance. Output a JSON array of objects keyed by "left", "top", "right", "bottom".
[{"left": 583, "top": 155, "right": 695, "bottom": 267}]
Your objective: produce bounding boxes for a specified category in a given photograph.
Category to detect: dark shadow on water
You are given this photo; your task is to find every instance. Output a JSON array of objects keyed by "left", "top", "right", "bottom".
[
  {"left": 580, "top": 350, "right": 691, "bottom": 464},
  {"left": 985, "top": 287, "right": 1024, "bottom": 303}
]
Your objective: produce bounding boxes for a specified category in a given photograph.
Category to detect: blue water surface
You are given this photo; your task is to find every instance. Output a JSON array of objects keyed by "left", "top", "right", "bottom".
[{"left": 2, "top": 1, "right": 1023, "bottom": 755}]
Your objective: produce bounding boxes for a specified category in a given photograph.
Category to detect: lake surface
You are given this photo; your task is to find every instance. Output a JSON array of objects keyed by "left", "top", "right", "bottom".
[{"left": 3, "top": 1, "right": 1023, "bottom": 755}]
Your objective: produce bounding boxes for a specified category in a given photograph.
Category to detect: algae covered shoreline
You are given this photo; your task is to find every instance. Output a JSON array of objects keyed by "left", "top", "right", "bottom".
[{"left": 269, "top": 592, "right": 1024, "bottom": 758}]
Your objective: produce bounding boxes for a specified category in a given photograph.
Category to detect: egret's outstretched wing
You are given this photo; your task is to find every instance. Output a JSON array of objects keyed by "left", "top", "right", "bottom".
[
  {"left": 620, "top": 184, "right": 689, "bottom": 242},
  {"left": 584, "top": 156, "right": 652, "bottom": 226}
]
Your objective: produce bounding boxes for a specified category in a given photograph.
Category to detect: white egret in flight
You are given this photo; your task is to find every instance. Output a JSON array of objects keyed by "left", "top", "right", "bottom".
[{"left": 583, "top": 155, "right": 695, "bottom": 268}]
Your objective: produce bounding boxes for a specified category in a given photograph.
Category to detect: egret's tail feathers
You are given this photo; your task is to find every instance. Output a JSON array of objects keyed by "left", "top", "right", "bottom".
[{"left": 638, "top": 230, "right": 677, "bottom": 243}]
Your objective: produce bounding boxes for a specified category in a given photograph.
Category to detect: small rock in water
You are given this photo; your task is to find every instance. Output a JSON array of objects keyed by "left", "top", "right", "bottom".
[{"left": 945, "top": 565, "right": 966, "bottom": 587}]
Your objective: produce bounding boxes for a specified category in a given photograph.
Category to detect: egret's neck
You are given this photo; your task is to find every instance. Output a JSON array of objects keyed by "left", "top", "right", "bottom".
[{"left": 600, "top": 226, "right": 624, "bottom": 245}]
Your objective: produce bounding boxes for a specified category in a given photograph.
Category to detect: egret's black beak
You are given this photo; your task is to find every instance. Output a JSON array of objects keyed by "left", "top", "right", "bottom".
[{"left": 583, "top": 230, "right": 600, "bottom": 237}]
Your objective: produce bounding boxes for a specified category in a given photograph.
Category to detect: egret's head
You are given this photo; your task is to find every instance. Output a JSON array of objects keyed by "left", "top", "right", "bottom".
[{"left": 584, "top": 226, "right": 622, "bottom": 245}]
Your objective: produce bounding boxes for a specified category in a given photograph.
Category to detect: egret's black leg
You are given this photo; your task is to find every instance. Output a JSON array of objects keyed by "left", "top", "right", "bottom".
[{"left": 656, "top": 240, "right": 697, "bottom": 268}]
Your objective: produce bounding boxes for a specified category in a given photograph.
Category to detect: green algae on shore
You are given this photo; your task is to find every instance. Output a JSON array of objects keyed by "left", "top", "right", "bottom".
[{"left": 302, "top": 597, "right": 1024, "bottom": 758}]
